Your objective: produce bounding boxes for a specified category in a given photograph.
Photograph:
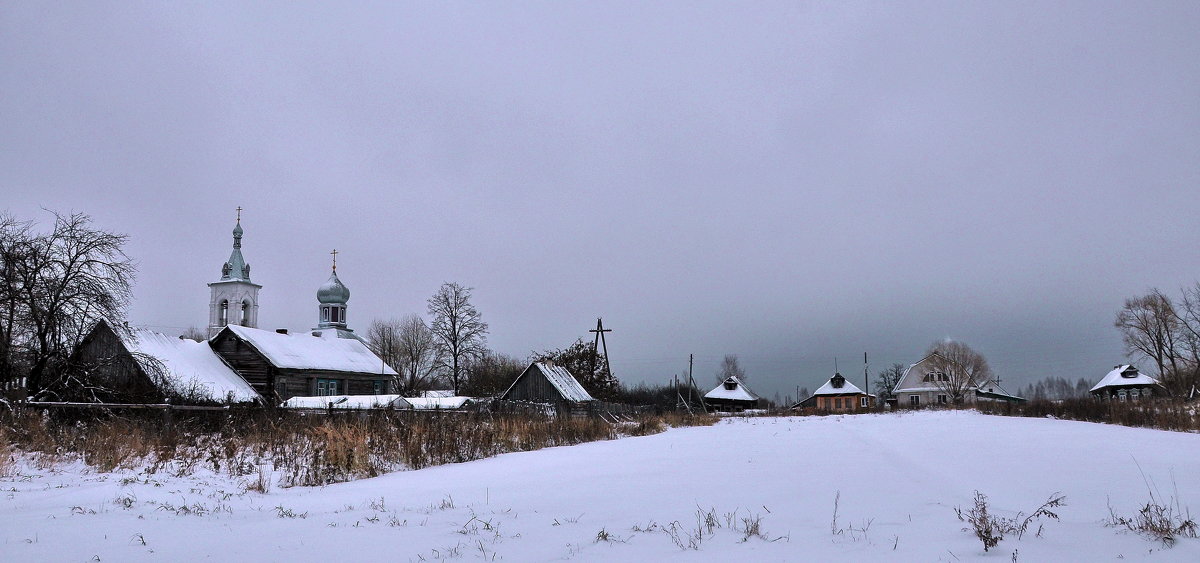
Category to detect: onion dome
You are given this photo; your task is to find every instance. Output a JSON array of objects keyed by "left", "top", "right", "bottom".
[{"left": 317, "top": 270, "right": 350, "bottom": 304}]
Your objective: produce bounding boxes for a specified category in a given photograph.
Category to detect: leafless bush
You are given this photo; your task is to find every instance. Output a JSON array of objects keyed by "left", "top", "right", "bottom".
[
  {"left": 1107, "top": 494, "right": 1197, "bottom": 546},
  {"left": 955, "top": 491, "right": 1066, "bottom": 552}
]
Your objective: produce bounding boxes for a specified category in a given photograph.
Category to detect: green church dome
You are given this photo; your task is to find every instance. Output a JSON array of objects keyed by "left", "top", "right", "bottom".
[{"left": 317, "top": 271, "right": 350, "bottom": 304}]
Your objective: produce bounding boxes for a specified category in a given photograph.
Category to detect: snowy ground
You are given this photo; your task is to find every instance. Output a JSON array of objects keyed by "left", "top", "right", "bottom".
[{"left": 3, "top": 410, "right": 1199, "bottom": 561}]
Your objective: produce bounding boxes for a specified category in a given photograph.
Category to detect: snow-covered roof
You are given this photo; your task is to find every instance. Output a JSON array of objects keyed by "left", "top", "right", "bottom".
[
  {"left": 404, "top": 396, "right": 472, "bottom": 410},
  {"left": 224, "top": 324, "right": 397, "bottom": 375},
  {"left": 536, "top": 362, "right": 596, "bottom": 402},
  {"left": 813, "top": 376, "right": 866, "bottom": 396},
  {"left": 1090, "top": 365, "right": 1161, "bottom": 392},
  {"left": 120, "top": 326, "right": 259, "bottom": 403},
  {"left": 279, "top": 394, "right": 410, "bottom": 409},
  {"left": 704, "top": 376, "right": 760, "bottom": 402}
]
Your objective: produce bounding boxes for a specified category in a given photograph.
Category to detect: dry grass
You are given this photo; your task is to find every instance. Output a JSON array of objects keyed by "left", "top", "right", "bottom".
[
  {"left": 0, "top": 408, "right": 713, "bottom": 487},
  {"left": 977, "top": 398, "right": 1199, "bottom": 433}
]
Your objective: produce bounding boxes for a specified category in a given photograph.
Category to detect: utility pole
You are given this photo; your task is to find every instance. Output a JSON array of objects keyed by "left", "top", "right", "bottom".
[{"left": 588, "top": 318, "right": 613, "bottom": 381}]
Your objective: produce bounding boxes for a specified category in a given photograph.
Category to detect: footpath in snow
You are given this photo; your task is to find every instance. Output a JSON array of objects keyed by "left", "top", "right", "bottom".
[{"left": 3, "top": 410, "right": 1199, "bottom": 561}]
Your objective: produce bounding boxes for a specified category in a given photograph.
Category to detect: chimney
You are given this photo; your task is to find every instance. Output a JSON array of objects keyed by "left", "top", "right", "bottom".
[
  {"left": 543, "top": 358, "right": 555, "bottom": 368},
  {"left": 276, "top": 328, "right": 289, "bottom": 335}
]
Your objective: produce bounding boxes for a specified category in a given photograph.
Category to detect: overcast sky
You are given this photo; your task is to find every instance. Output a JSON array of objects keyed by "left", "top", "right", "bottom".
[{"left": 3, "top": 1, "right": 1198, "bottom": 399}]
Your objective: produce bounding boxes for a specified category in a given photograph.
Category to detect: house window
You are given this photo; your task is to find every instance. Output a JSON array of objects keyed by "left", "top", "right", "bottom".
[
  {"left": 860, "top": 396, "right": 868, "bottom": 408},
  {"left": 909, "top": 395, "right": 920, "bottom": 406},
  {"left": 317, "top": 378, "right": 340, "bottom": 396},
  {"left": 373, "top": 380, "right": 385, "bottom": 395},
  {"left": 937, "top": 395, "right": 948, "bottom": 404},
  {"left": 834, "top": 398, "right": 841, "bottom": 409}
]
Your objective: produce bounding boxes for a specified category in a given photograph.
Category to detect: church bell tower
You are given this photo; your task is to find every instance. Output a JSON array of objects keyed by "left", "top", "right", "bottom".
[{"left": 207, "top": 208, "right": 262, "bottom": 338}]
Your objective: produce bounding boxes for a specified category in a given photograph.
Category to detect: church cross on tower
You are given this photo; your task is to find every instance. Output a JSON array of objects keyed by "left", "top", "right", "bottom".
[
  {"left": 236, "top": 206, "right": 242, "bottom": 222},
  {"left": 331, "top": 249, "right": 338, "bottom": 272}
]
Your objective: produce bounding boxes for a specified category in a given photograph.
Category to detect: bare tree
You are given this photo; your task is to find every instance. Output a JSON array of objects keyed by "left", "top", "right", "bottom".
[
  {"left": 0, "top": 214, "right": 33, "bottom": 394},
  {"left": 716, "top": 354, "right": 746, "bottom": 383},
  {"left": 397, "top": 315, "right": 443, "bottom": 395},
  {"left": 462, "top": 350, "right": 525, "bottom": 397},
  {"left": 1174, "top": 283, "right": 1200, "bottom": 395},
  {"left": 1115, "top": 289, "right": 1185, "bottom": 393},
  {"left": 5, "top": 212, "right": 135, "bottom": 397},
  {"left": 427, "top": 282, "right": 488, "bottom": 395},
  {"left": 873, "top": 363, "right": 906, "bottom": 403},
  {"left": 367, "top": 316, "right": 443, "bottom": 395},
  {"left": 925, "top": 340, "right": 993, "bottom": 404},
  {"left": 180, "top": 326, "right": 206, "bottom": 342}
]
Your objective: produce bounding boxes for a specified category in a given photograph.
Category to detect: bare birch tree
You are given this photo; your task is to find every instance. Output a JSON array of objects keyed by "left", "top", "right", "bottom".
[
  {"left": 716, "top": 354, "right": 747, "bottom": 383},
  {"left": 427, "top": 282, "right": 487, "bottom": 395}
]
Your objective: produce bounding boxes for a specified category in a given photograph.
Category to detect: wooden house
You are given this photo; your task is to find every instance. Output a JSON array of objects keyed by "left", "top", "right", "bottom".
[
  {"left": 1089, "top": 365, "right": 1164, "bottom": 401},
  {"left": 210, "top": 324, "right": 396, "bottom": 402},
  {"left": 796, "top": 373, "right": 874, "bottom": 412},
  {"left": 500, "top": 361, "right": 595, "bottom": 404},
  {"left": 66, "top": 319, "right": 260, "bottom": 404},
  {"left": 704, "top": 375, "right": 762, "bottom": 411}
]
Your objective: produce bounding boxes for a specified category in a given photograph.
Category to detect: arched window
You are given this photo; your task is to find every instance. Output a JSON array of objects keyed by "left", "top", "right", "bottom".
[
  {"left": 219, "top": 300, "right": 229, "bottom": 326},
  {"left": 241, "top": 301, "right": 251, "bottom": 325}
]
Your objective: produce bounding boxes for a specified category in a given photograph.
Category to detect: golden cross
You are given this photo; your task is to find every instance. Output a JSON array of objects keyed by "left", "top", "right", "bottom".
[
  {"left": 236, "top": 206, "right": 243, "bottom": 222},
  {"left": 331, "top": 249, "right": 338, "bottom": 271}
]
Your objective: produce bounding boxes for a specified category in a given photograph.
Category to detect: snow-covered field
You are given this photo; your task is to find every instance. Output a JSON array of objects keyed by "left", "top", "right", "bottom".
[{"left": 3, "top": 411, "right": 1199, "bottom": 561}]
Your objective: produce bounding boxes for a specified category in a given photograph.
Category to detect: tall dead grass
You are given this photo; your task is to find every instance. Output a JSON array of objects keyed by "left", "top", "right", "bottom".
[
  {"left": 0, "top": 408, "right": 715, "bottom": 487},
  {"left": 977, "top": 398, "right": 1199, "bottom": 432}
]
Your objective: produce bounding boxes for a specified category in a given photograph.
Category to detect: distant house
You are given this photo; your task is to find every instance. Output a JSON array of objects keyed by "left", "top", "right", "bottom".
[
  {"left": 210, "top": 324, "right": 396, "bottom": 402},
  {"left": 1090, "top": 365, "right": 1165, "bottom": 401},
  {"left": 500, "top": 361, "right": 596, "bottom": 404},
  {"left": 67, "top": 319, "right": 260, "bottom": 404},
  {"left": 893, "top": 352, "right": 1024, "bottom": 407},
  {"left": 704, "top": 375, "right": 762, "bottom": 411},
  {"left": 796, "top": 373, "right": 874, "bottom": 412}
]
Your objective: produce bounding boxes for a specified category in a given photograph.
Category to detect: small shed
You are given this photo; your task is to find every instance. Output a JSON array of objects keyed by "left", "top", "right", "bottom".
[
  {"left": 1090, "top": 365, "right": 1164, "bottom": 401},
  {"left": 704, "top": 375, "right": 761, "bottom": 411},
  {"left": 500, "top": 361, "right": 595, "bottom": 404}
]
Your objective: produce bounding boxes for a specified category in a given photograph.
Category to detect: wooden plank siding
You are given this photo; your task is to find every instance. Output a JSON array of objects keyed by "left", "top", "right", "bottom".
[{"left": 66, "top": 322, "right": 160, "bottom": 403}]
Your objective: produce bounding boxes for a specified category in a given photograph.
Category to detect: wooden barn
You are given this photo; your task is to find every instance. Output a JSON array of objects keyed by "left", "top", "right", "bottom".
[
  {"left": 209, "top": 324, "right": 396, "bottom": 402},
  {"left": 65, "top": 319, "right": 260, "bottom": 404},
  {"left": 1090, "top": 365, "right": 1165, "bottom": 401},
  {"left": 704, "top": 375, "right": 762, "bottom": 411},
  {"left": 500, "top": 361, "right": 596, "bottom": 405}
]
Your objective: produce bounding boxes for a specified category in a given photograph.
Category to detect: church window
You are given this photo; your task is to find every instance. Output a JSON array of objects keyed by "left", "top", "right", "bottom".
[
  {"left": 330, "top": 307, "right": 340, "bottom": 324},
  {"left": 219, "top": 301, "right": 229, "bottom": 326},
  {"left": 321, "top": 307, "right": 330, "bottom": 322},
  {"left": 240, "top": 301, "right": 250, "bottom": 325}
]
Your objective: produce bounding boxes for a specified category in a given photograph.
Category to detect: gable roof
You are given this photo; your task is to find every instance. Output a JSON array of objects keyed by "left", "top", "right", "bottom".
[
  {"left": 1090, "top": 365, "right": 1161, "bottom": 393},
  {"left": 113, "top": 322, "right": 259, "bottom": 403},
  {"left": 813, "top": 375, "right": 868, "bottom": 396},
  {"left": 223, "top": 324, "right": 397, "bottom": 375},
  {"left": 893, "top": 352, "right": 991, "bottom": 393},
  {"left": 704, "top": 375, "right": 760, "bottom": 402},
  {"left": 502, "top": 362, "right": 596, "bottom": 402}
]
